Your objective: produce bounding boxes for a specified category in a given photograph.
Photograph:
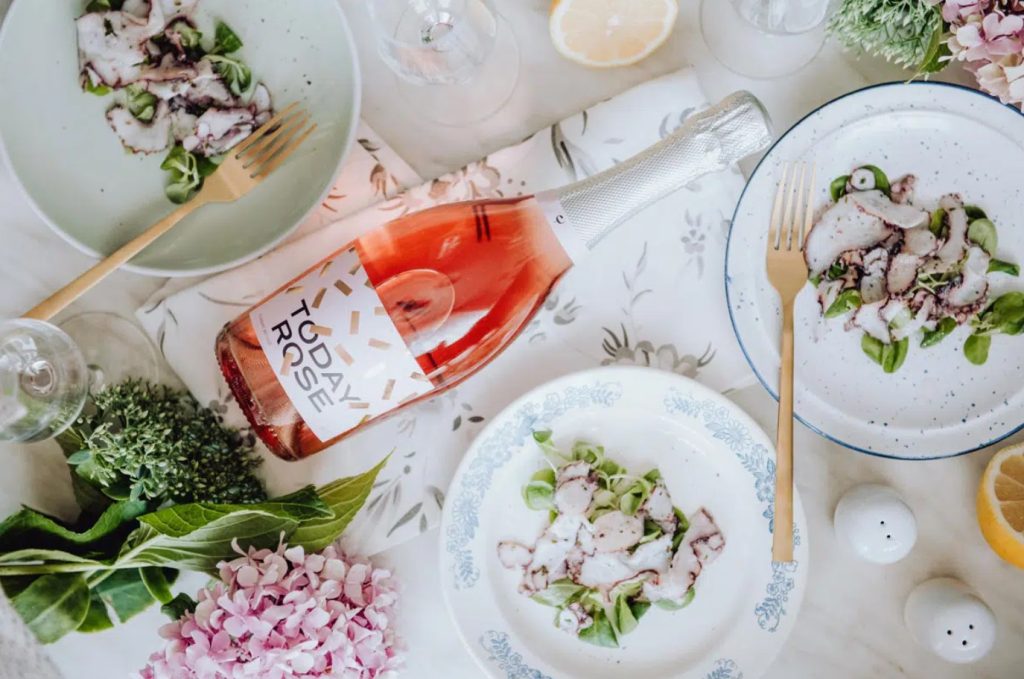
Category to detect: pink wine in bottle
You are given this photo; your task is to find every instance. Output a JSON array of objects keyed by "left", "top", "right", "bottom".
[{"left": 216, "top": 92, "right": 771, "bottom": 460}]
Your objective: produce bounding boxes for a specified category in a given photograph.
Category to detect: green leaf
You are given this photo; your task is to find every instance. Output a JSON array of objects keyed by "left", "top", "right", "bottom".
[
  {"left": 140, "top": 566, "right": 175, "bottom": 605},
  {"left": 161, "top": 592, "right": 197, "bottom": 620},
  {"left": 212, "top": 21, "right": 244, "bottom": 54},
  {"left": 125, "top": 84, "right": 157, "bottom": 123},
  {"left": 93, "top": 569, "right": 162, "bottom": 623},
  {"left": 967, "top": 219, "right": 998, "bottom": 256},
  {"left": 533, "top": 430, "right": 552, "bottom": 443},
  {"left": 921, "top": 317, "right": 957, "bottom": 348},
  {"left": 629, "top": 600, "right": 651, "bottom": 623},
  {"left": 881, "top": 337, "right": 909, "bottom": 374},
  {"left": 825, "top": 289, "right": 862, "bottom": 319},
  {"left": 917, "top": 8, "right": 951, "bottom": 74},
  {"left": 161, "top": 144, "right": 202, "bottom": 204},
  {"left": 639, "top": 519, "right": 663, "bottom": 545},
  {"left": 531, "top": 579, "right": 585, "bottom": 607},
  {"left": 85, "top": 0, "right": 125, "bottom": 12},
  {"left": 288, "top": 457, "right": 388, "bottom": 552},
  {"left": 11, "top": 574, "right": 90, "bottom": 644},
  {"left": 857, "top": 165, "right": 891, "bottom": 195},
  {"left": 829, "top": 175, "right": 849, "bottom": 202},
  {"left": 117, "top": 488, "right": 329, "bottom": 572},
  {"left": 78, "top": 592, "right": 114, "bottom": 633},
  {"left": 964, "top": 205, "right": 988, "bottom": 221},
  {"left": 655, "top": 586, "right": 696, "bottom": 611},
  {"left": 66, "top": 450, "right": 91, "bottom": 465},
  {"left": 826, "top": 261, "right": 848, "bottom": 281},
  {"left": 577, "top": 608, "right": 618, "bottom": 648},
  {"left": 206, "top": 54, "right": 252, "bottom": 96},
  {"left": 0, "top": 501, "right": 147, "bottom": 553},
  {"left": 523, "top": 480, "right": 555, "bottom": 511},
  {"left": 976, "top": 292, "right": 1024, "bottom": 335},
  {"left": 609, "top": 576, "right": 644, "bottom": 602},
  {"left": 964, "top": 334, "right": 991, "bottom": 366},
  {"left": 0, "top": 548, "right": 106, "bottom": 568},
  {"left": 168, "top": 19, "right": 203, "bottom": 51},
  {"left": 929, "top": 208, "right": 946, "bottom": 237},
  {"left": 988, "top": 259, "right": 1020, "bottom": 277},
  {"left": 612, "top": 595, "right": 639, "bottom": 636},
  {"left": 642, "top": 469, "right": 661, "bottom": 483},
  {"left": 861, "top": 334, "right": 884, "bottom": 366}
]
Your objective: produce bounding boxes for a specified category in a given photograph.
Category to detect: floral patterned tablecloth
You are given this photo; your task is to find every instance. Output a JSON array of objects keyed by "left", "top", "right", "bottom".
[{"left": 136, "top": 68, "right": 758, "bottom": 556}]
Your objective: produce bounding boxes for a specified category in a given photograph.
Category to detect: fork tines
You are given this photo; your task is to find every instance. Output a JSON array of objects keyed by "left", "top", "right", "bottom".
[
  {"left": 234, "top": 102, "right": 317, "bottom": 178},
  {"left": 769, "top": 161, "right": 817, "bottom": 252}
]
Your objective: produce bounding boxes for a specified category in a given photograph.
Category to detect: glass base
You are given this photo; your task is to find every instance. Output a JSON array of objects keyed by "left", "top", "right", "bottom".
[
  {"left": 396, "top": 16, "right": 520, "bottom": 126},
  {"left": 700, "top": 0, "right": 826, "bottom": 79},
  {"left": 59, "top": 312, "right": 159, "bottom": 391}
]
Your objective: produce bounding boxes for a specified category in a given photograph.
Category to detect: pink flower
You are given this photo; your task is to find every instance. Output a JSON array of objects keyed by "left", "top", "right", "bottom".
[
  {"left": 950, "top": 12, "right": 1024, "bottom": 62},
  {"left": 939, "top": 0, "right": 993, "bottom": 24},
  {"left": 975, "top": 54, "right": 1024, "bottom": 105},
  {"left": 139, "top": 540, "right": 403, "bottom": 679}
]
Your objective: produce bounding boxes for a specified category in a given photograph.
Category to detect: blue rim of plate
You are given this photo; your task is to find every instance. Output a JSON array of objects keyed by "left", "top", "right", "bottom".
[{"left": 724, "top": 80, "right": 1024, "bottom": 461}]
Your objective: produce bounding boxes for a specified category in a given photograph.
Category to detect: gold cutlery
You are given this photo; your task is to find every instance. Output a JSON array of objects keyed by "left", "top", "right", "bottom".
[
  {"left": 766, "top": 161, "right": 815, "bottom": 562},
  {"left": 24, "top": 103, "right": 316, "bottom": 321}
]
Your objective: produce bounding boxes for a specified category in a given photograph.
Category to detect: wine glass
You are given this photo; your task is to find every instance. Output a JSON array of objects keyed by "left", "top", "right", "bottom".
[
  {"left": 701, "top": 0, "right": 834, "bottom": 79},
  {"left": 368, "top": 0, "right": 520, "bottom": 126},
  {"left": 0, "top": 319, "right": 90, "bottom": 442}
]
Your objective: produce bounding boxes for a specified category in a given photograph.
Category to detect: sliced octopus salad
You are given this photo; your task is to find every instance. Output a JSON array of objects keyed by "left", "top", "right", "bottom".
[
  {"left": 497, "top": 431, "right": 725, "bottom": 649},
  {"left": 76, "top": 0, "right": 274, "bottom": 202},
  {"left": 805, "top": 165, "right": 1024, "bottom": 371}
]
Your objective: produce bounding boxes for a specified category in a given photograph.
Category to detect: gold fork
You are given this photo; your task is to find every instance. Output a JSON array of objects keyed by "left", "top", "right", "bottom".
[
  {"left": 766, "top": 161, "right": 815, "bottom": 563},
  {"left": 23, "top": 102, "right": 316, "bottom": 321}
]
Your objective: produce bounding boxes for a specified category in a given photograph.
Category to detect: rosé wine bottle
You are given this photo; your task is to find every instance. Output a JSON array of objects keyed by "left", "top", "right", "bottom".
[{"left": 216, "top": 92, "right": 771, "bottom": 460}]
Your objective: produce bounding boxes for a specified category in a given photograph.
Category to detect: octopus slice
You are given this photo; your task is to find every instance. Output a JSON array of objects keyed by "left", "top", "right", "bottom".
[
  {"left": 106, "top": 100, "right": 171, "bottom": 154},
  {"left": 936, "top": 207, "right": 969, "bottom": 263},
  {"left": 804, "top": 194, "right": 892, "bottom": 276},
  {"left": 848, "top": 190, "right": 929, "bottom": 230},
  {"left": 860, "top": 247, "right": 890, "bottom": 304},
  {"left": 76, "top": 3, "right": 166, "bottom": 87},
  {"left": 887, "top": 253, "right": 922, "bottom": 296},
  {"left": 591, "top": 511, "right": 643, "bottom": 553},
  {"left": 850, "top": 300, "right": 890, "bottom": 343},
  {"left": 943, "top": 247, "right": 990, "bottom": 308}
]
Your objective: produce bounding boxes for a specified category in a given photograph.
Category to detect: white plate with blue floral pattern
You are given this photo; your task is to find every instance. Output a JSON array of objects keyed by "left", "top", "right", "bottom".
[
  {"left": 726, "top": 82, "right": 1024, "bottom": 460},
  {"left": 440, "top": 366, "right": 808, "bottom": 679}
]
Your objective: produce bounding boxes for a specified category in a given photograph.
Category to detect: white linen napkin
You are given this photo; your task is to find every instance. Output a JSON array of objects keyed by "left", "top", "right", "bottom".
[{"left": 137, "top": 69, "right": 757, "bottom": 555}]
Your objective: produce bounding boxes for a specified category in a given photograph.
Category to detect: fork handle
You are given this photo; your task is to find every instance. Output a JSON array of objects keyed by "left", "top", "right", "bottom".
[
  {"left": 772, "top": 300, "right": 795, "bottom": 562},
  {"left": 23, "top": 200, "right": 202, "bottom": 322}
]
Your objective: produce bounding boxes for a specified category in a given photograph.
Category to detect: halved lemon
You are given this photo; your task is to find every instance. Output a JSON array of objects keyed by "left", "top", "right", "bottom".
[
  {"left": 549, "top": 0, "right": 678, "bottom": 68},
  {"left": 977, "top": 443, "right": 1024, "bottom": 568}
]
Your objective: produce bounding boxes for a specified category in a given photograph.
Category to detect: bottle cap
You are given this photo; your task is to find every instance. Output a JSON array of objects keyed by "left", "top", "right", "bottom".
[
  {"left": 904, "top": 577, "right": 996, "bottom": 663},
  {"left": 833, "top": 483, "right": 916, "bottom": 564}
]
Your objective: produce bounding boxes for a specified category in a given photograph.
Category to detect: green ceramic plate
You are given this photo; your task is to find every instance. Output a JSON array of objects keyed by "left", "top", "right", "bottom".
[{"left": 0, "top": 0, "right": 360, "bottom": 276}]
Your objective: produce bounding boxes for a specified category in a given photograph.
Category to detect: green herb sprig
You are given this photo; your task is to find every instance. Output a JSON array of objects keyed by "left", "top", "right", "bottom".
[
  {"left": 58, "top": 379, "right": 265, "bottom": 507},
  {"left": 828, "top": 0, "right": 947, "bottom": 73}
]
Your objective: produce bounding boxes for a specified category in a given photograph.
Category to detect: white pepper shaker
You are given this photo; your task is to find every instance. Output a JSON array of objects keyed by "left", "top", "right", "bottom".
[
  {"left": 904, "top": 578, "right": 996, "bottom": 663},
  {"left": 833, "top": 484, "right": 916, "bottom": 564}
]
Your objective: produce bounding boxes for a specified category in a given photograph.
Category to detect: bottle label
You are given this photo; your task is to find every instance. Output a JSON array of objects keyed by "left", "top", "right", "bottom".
[
  {"left": 535, "top": 191, "right": 588, "bottom": 263},
  {"left": 249, "top": 247, "right": 429, "bottom": 442}
]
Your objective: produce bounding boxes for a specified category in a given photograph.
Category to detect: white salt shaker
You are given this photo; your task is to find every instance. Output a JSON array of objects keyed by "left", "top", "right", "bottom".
[
  {"left": 833, "top": 484, "right": 916, "bottom": 564},
  {"left": 904, "top": 578, "right": 996, "bottom": 663}
]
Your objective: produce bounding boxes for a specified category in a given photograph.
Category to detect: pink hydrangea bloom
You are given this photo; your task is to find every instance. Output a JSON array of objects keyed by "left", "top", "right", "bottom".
[
  {"left": 939, "top": 0, "right": 992, "bottom": 24},
  {"left": 975, "top": 54, "right": 1024, "bottom": 104},
  {"left": 139, "top": 541, "right": 403, "bottom": 679},
  {"left": 949, "top": 11, "right": 1024, "bottom": 61}
]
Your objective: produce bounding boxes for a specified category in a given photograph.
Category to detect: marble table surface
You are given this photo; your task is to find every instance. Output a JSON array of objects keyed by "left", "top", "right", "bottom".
[{"left": 1, "top": 1, "right": 1022, "bottom": 677}]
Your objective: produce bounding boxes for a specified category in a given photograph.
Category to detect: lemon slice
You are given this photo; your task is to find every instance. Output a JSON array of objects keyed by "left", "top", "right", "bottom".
[
  {"left": 977, "top": 443, "right": 1024, "bottom": 568},
  {"left": 549, "top": 0, "right": 678, "bottom": 68}
]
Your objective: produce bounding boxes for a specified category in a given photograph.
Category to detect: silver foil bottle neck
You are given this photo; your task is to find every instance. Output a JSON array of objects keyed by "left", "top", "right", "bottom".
[{"left": 544, "top": 91, "right": 773, "bottom": 251}]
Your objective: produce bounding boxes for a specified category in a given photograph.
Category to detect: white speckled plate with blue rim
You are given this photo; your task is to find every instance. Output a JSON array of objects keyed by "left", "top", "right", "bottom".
[
  {"left": 726, "top": 82, "right": 1024, "bottom": 460},
  {"left": 440, "top": 366, "right": 808, "bottom": 679}
]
